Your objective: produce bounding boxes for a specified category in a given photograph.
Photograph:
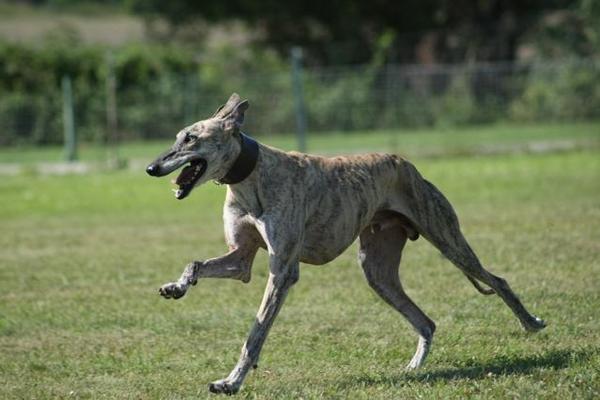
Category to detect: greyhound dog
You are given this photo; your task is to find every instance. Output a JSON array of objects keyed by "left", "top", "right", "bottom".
[{"left": 146, "top": 93, "right": 546, "bottom": 394}]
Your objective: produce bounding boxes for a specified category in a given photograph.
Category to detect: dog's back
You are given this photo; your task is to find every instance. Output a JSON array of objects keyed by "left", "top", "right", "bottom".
[{"left": 264, "top": 149, "right": 410, "bottom": 264}]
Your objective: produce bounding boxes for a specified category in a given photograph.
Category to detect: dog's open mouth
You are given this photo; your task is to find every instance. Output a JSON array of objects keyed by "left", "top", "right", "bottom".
[{"left": 172, "top": 159, "right": 207, "bottom": 200}]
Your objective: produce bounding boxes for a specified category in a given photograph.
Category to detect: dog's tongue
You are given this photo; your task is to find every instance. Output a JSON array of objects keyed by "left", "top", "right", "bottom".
[{"left": 176, "top": 165, "right": 195, "bottom": 185}]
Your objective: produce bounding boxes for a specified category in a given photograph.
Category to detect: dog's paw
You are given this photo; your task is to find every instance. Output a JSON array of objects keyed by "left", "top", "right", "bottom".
[
  {"left": 208, "top": 379, "right": 240, "bottom": 395},
  {"left": 523, "top": 316, "right": 547, "bottom": 332},
  {"left": 158, "top": 282, "right": 187, "bottom": 299},
  {"left": 405, "top": 353, "right": 428, "bottom": 371}
]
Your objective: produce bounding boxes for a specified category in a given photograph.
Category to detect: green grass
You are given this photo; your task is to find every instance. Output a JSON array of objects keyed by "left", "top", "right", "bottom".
[
  {"left": 1, "top": 121, "right": 599, "bottom": 165},
  {"left": 1, "top": 147, "right": 599, "bottom": 398}
]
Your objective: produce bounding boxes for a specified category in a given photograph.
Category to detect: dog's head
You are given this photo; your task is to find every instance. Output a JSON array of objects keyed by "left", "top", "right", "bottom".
[{"left": 146, "top": 93, "right": 249, "bottom": 199}]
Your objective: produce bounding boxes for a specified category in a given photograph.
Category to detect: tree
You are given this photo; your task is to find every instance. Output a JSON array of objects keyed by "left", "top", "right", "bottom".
[{"left": 128, "top": 0, "right": 583, "bottom": 65}]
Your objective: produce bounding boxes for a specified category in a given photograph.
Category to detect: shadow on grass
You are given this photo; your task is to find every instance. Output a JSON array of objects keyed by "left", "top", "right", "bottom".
[{"left": 341, "top": 348, "right": 595, "bottom": 388}]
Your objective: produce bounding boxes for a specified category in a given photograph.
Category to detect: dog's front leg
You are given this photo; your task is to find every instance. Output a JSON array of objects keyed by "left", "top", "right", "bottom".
[
  {"left": 209, "top": 252, "right": 300, "bottom": 395},
  {"left": 158, "top": 246, "right": 257, "bottom": 299}
]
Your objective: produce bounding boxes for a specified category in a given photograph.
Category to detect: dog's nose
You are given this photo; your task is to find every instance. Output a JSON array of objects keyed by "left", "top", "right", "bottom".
[{"left": 146, "top": 164, "right": 160, "bottom": 176}]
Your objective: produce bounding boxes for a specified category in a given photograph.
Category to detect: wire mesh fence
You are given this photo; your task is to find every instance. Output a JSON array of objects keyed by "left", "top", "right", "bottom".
[{"left": 1, "top": 57, "right": 599, "bottom": 150}]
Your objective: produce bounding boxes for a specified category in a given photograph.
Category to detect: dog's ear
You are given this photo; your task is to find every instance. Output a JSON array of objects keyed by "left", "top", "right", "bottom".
[
  {"left": 222, "top": 98, "right": 249, "bottom": 134},
  {"left": 212, "top": 104, "right": 226, "bottom": 118},
  {"left": 213, "top": 93, "right": 243, "bottom": 119}
]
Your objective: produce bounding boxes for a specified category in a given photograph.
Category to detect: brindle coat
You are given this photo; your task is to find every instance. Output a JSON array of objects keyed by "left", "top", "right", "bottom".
[{"left": 146, "top": 93, "right": 546, "bottom": 395}]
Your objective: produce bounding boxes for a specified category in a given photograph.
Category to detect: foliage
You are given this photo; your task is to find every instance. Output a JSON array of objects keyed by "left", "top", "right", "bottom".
[
  {"left": 510, "top": 60, "right": 600, "bottom": 122},
  {"left": 1, "top": 37, "right": 599, "bottom": 146},
  {"left": 0, "top": 39, "right": 197, "bottom": 145},
  {"left": 432, "top": 73, "right": 478, "bottom": 127},
  {"left": 4, "top": 1, "right": 598, "bottom": 66},
  {"left": 126, "top": 0, "right": 588, "bottom": 65}
]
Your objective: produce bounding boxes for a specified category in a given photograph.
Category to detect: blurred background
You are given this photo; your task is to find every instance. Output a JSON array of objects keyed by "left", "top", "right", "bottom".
[
  {"left": 1, "top": 2, "right": 600, "bottom": 398},
  {"left": 0, "top": 0, "right": 598, "bottom": 164}
]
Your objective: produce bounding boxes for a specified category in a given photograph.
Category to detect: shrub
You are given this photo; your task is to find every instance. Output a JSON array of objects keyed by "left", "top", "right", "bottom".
[{"left": 510, "top": 60, "right": 600, "bottom": 122}]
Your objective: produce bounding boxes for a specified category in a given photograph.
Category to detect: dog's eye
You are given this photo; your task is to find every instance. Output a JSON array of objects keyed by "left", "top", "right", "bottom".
[{"left": 183, "top": 134, "right": 196, "bottom": 143}]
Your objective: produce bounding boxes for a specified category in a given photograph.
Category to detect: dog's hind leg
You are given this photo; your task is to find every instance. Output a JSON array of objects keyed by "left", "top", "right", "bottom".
[
  {"left": 358, "top": 221, "right": 436, "bottom": 370},
  {"left": 408, "top": 178, "right": 545, "bottom": 332},
  {"left": 441, "top": 237, "right": 546, "bottom": 332}
]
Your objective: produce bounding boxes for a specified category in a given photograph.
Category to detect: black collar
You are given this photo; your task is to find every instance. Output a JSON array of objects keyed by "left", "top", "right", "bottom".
[{"left": 218, "top": 133, "right": 260, "bottom": 185}]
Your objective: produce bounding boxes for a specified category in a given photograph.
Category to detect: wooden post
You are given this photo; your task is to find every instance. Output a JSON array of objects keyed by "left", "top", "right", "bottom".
[
  {"left": 62, "top": 75, "right": 77, "bottom": 162},
  {"left": 105, "top": 51, "right": 120, "bottom": 165}
]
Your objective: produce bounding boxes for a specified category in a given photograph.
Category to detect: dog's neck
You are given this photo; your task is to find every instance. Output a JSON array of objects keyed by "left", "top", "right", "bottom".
[{"left": 218, "top": 133, "right": 260, "bottom": 185}]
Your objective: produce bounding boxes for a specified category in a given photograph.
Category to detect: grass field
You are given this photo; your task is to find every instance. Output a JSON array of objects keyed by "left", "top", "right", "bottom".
[
  {"left": 0, "top": 131, "right": 599, "bottom": 398},
  {"left": 1, "top": 121, "right": 599, "bottom": 165}
]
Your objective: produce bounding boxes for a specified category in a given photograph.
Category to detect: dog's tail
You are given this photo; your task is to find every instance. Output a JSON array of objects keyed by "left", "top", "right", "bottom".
[{"left": 464, "top": 273, "right": 495, "bottom": 295}]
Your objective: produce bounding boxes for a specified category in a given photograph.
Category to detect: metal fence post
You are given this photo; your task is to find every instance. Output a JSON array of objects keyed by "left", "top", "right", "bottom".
[
  {"left": 61, "top": 75, "right": 77, "bottom": 162},
  {"left": 291, "top": 46, "right": 307, "bottom": 152},
  {"left": 105, "top": 51, "right": 120, "bottom": 164}
]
